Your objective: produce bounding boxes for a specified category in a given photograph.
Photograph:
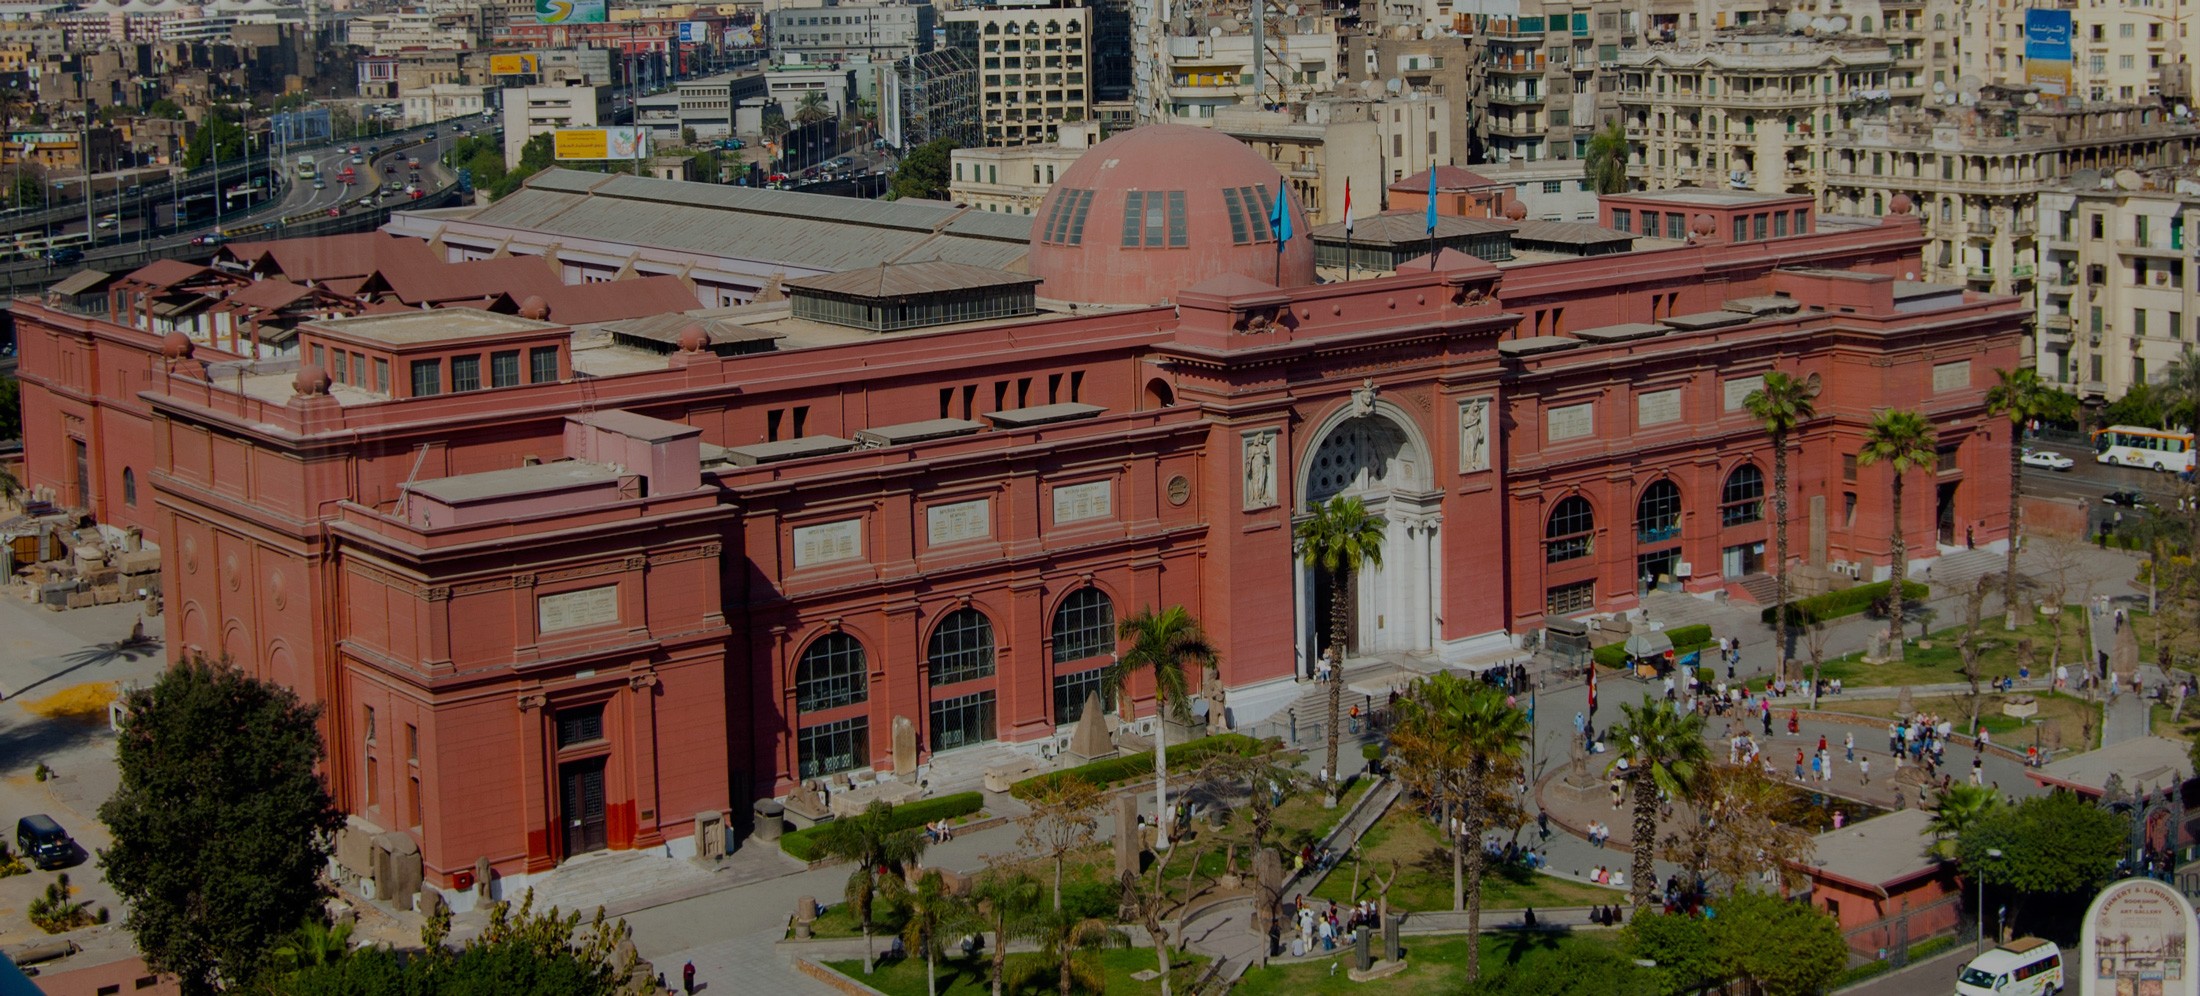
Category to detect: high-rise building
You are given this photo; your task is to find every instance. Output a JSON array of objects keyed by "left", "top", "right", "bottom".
[
  {"left": 944, "top": 0, "right": 1092, "bottom": 146},
  {"left": 766, "top": 1, "right": 936, "bottom": 67},
  {"left": 2036, "top": 167, "right": 2200, "bottom": 399}
]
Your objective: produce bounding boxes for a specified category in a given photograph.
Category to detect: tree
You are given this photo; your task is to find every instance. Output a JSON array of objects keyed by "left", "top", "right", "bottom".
[
  {"left": 146, "top": 98, "right": 186, "bottom": 120},
  {"left": 1295, "top": 493, "right": 1388, "bottom": 807},
  {"left": 1451, "top": 939, "right": 1662, "bottom": 996},
  {"left": 886, "top": 869, "right": 976, "bottom": 996},
  {"left": 2158, "top": 345, "right": 2200, "bottom": 432},
  {"left": 98, "top": 655, "right": 342, "bottom": 995},
  {"left": 180, "top": 112, "right": 246, "bottom": 169},
  {"left": 1958, "top": 790, "right": 2126, "bottom": 935},
  {"left": 1583, "top": 119, "right": 1630, "bottom": 196},
  {"left": 1017, "top": 777, "right": 1104, "bottom": 910},
  {"left": 275, "top": 889, "right": 641, "bottom": 995},
  {"left": 0, "top": 374, "right": 21, "bottom": 442},
  {"left": 1707, "top": 890, "right": 1848, "bottom": 996},
  {"left": 1105, "top": 604, "right": 1216, "bottom": 849},
  {"left": 265, "top": 920, "right": 354, "bottom": 975},
  {"left": 1605, "top": 694, "right": 1709, "bottom": 910},
  {"left": 1662, "top": 763, "right": 1814, "bottom": 895},
  {"left": 1021, "top": 908, "right": 1124, "bottom": 996},
  {"left": 1623, "top": 911, "right": 1720, "bottom": 995},
  {"left": 812, "top": 800, "right": 928, "bottom": 974},
  {"left": 888, "top": 137, "right": 957, "bottom": 201},
  {"left": 1857, "top": 409, "right": 1937, "bottom": 661},
  {"left": 1985, "top": 368, "right": 2080, "bottom": 628},
  {"left": 1117, "top": 848, "right": 1179, "bottom": 996},
  {"left": 1391, "top": 672, "right": 1525, "bottom": 982},
  {"left": 1927, "top": 783, "right": 2003, "bottom": 857},
  {"left": 490, "top": 133, "right": 554, "bottom": 200},
  {"left": 969, "top": 870, "right": 1041, "bottom": 996},
  {"left": 2101, "top": 381, "right": 2164, "bottom": 431},
  {"left": 794, "top": 90, "right": 836, "bottom": 127},
  {"left": 1743, "top": 370, "right": 1820, "bottom": 676}
]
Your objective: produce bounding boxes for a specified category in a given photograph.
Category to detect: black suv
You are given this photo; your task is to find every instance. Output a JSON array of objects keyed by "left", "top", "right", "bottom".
[{"left": 16, "top": 814, "right": 74, "bottom": 869}]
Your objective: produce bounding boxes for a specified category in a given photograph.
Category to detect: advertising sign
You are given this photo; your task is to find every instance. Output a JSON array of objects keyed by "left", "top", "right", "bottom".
[
  {"left": 677, "top": 21, "right": 709, "bottom": 44},
  {"left": 488, "top": 53, "right": 542, "bottom": 76},
  {"left": 2024, "top": 9, "right": 2074, "bottom": 97},
  {"left": 534, "top": 0, "right": 606, "bottom": 26},
  {"left": 553, "top": 127, "right": 649, "bottom": 161},
  {"left": 2079, "top": 878, "right": 2197, "bottom": 996}
]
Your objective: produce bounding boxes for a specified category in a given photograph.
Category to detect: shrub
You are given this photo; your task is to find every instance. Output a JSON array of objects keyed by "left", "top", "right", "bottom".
[
  {"left": 778, "top": 791, "right": 986, "bottom": 861},
  {"left": 1591, "top": 623, "right": 1717, "bottom": 670},
  {"left": 1831, "top": 958, "right": 1893, "bottom": 988},
  {"left": 1759, "top": 580, "right": 1930, "bottom": 627},
  {"left": 1060, "top": 879, "right": 1118, "bottom": 920},
  {"left": 1008, "top": 733, "right": 1265, "bottom": 800},
  {"left": 1907, "top": 936, "right": 1957, "bottom": 961}
]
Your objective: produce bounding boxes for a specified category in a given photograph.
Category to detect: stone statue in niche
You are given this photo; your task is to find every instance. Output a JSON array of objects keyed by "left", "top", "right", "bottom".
[
  {"left": 1459, "top": 398, "right": 1490, "bottom": 473},
  {"left": 1243, "top": 431, "right": 1277, "bottom": 509}
]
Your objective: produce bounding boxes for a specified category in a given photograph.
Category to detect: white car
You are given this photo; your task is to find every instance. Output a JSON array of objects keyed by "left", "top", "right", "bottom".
[{"left": 2021, "top": 448, "right": 2075, "bottom": 471}]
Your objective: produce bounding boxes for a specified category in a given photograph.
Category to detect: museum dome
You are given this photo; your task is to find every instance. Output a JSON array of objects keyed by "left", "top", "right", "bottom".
[{"left": 1027, "top": 125, "right": 1314, "bottom": 306}]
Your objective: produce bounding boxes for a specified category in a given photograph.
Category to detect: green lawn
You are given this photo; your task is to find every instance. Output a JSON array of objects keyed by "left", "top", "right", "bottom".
[
  {"left": 1810, "top": 690, "right": 2100, "bottom": 750},
  {"left": 1308, "top": 805, "right": 1623, "bottom": 912},
  {"left": 1811, "top": 604, "right": 2101, "bottom": 690},
  {"left": 1232, "top": 931, "right": 1629, "bottom": 996},
  {"left": 823, "top": 946, "right": 1205, "bottom": 996}
]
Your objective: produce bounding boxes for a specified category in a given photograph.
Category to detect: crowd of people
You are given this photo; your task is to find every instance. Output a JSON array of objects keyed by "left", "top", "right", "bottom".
[{"left": 1283, "top": 896, "right": 1381, "bottom": 956}]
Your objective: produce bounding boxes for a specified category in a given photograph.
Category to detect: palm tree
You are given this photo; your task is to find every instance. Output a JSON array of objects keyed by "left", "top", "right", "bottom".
[
  {"left": 1926, "top": 783, "right": 2003, "bottom": 858},
  {"left": 795, "top": 90, "right": 836, "bottom": 127},
  {"left": 266, "top": 919, "right": 353, "bottom": 973},
  {"left": 1984, "top": 368, "right": 2080, "bottom": 629},
  {"left": 812, "top": 801, "right": 929, "bottom": 974},
  {"left": 1104, "top": 605, "right": 1217, "bottom": 849},
  {"left": 1583, "top": 120, "right": 1630, "bottom": 195},
  {"left": 1858, "top": 409, "right": 1939, "bottom": 661},
  {"left": 969, "top": 870, "right": 1041, "bottom": 996},
  {"left": 1605, "top": 695, "right": 1710, "bottom": 910},
  {"left": 1295, "top": 494, "right": 1388, "bottom": 807},
  {"left": 887, "top": 869, "right": 976, "bottom": 996},
  {"left": 2156, "top": 345, "right": 2200, "bottom": 432},
  {"left": 1743, "top": 371, "right": 1820, "bottom": 677},
  {"left": 1392, "top": 672, "right": 1527, "bottom": 982},
  {"left": 1021, "top": 908, "right": 1125, "bottom": 996}
]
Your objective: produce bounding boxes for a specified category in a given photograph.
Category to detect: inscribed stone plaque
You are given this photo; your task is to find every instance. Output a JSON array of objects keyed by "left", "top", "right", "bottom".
[
  {"left": 537, "top": 585, "right": 618, "bottom": 633},
  {"left": 793, "top": 519, "right": 862, "bottom": 567},
  {"left": 925, "top": 499, "right": 990, "bottom": 546},
  {"left": 1636, "top": 388, "right": 1682, "bottom": 427},
  {"left": 1722, "top": 375, "right": 1764, "bottom": 411},
  {"left": 1933, "top": 359, "right": 1971, "bottom": 393},
  {"left": 1546, "top": 402, "right": 1594, "bottom": 442},
  {"left": 1053, "top": 480, "right": 1112, "bottom": 523}
]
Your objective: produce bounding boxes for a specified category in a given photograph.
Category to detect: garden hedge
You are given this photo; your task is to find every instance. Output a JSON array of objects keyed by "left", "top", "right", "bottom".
[
  {"left": 1758, "top": 580, "right": 1930, "bottom": 627},
  {"left": 778, "top": 790, "right": 985, "bottom": 861},
  {"left": 1590, "top": 623, "right": 1714, "bottom": 669},
  {"left": 1008, "top": 733, "right": 1265, "bottom": 800}
]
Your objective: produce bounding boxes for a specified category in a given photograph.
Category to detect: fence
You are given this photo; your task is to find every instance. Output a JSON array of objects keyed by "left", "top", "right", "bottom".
[{"left": 1839, "top": 892, "right": 1971, "bottom": 968}]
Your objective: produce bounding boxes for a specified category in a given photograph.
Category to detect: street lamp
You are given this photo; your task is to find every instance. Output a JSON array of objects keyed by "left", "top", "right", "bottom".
[{"left": 1976, "top": 847, "right": 2003, "bottom": 954}]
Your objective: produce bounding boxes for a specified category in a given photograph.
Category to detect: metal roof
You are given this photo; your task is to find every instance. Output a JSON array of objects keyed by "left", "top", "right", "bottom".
[
  {"left": 985, "top": 402, "right": 1105, "bottom": 429},
  {"left": 788, "top": 260, "right": 1038, "bottom": 299}
]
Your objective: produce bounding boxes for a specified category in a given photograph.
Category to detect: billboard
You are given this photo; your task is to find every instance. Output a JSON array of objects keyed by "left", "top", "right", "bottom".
[
  {"left": 2024, "top": 8, "right": 2073, "bottom": 97},
  {"left": 487, "top": 53, "right": 542, "bottom": 76},
  {"left": 534, "top": 0, "right": 606, "bottom": 26},
  {"left": 677, "top": 21, "right": 709, "bottom": 44},
  {"left": 554, "top": 127, "right": 649, "bottom": 160}
]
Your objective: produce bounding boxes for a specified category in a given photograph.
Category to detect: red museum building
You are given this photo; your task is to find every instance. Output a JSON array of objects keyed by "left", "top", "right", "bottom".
[{"left": 10, "top": 126, "right": 2027, "bottom": 895}]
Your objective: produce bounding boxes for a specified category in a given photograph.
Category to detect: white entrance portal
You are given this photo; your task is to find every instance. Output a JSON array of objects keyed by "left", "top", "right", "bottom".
[{"left": 1292, "top": 403, "right": 1442, "bottom": 676}]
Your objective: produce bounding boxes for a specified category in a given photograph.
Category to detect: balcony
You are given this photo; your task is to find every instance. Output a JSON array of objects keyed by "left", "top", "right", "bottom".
[
  {"left": 2041, "top": 314, "right": 2073, "bottom": 333},
  {"left": 1966, "top": 263, "right": 2037, "bottom": 281},
  {"left": 2116, "top": 239, "right": 2185, "bottom": 257}
]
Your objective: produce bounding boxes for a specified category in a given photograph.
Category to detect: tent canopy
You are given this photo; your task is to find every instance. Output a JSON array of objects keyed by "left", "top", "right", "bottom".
[{"left": 1622, "top": 630, "right": 1674, "bottom": 659}]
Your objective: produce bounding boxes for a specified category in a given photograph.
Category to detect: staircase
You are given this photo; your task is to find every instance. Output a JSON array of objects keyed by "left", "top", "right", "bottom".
[
  {"left": 1919, "top": 548, "right": 2007, "bottom": 591},
  {"left": 1730, "top": 573, "right": 1780, "bottom": 606}
]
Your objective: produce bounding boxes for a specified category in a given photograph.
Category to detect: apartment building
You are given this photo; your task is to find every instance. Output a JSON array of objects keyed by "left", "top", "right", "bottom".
[
  {"left": 1822, "top": 93, "right": 2198, "bottom": 297},
  {"left": 2037, "top": 169, "right": 2200, "bottom": 400},
  {"left": 947, "top": 120, "right": 1099, "bottom": 213},
  {"left": 1340, "top": 30, "right": 1471, "bottom": 166},
  {"left": 1964, "top": 0, "right": 2188, "bottom": 103},
  {"left": 1474, "top": 3, "right": 1637, "bottom": 164},
  {"left": 944, "top": 1, "right": 1092, "bottom": 147},
  {"left": 502, "top": 83, "right": 613, "bottom": 164},
  {"left": 1215, "top": 91, "right": 1453, "bottom": 224},
  {"left": 1155, "top": 4, "right": 1339, "bottom": 126},
  {"left": 402, "top": 84, "right": 491, "bottom": 126},
  {"left": 766, "top": 1, "right": 935, "bottom": 67}
]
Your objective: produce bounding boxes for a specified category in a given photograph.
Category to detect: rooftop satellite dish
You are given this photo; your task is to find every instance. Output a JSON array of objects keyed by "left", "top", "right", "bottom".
[
  {"left": 2178, "top": 103, "right": 2192, "bottom": 117},
  {"left": 2025, "top": 92, "right": 2040, "bottom": 105},
  {"left": 1827, "top": 15, "right": 1848, "bottom": 32},
  {"left": 1933, "top": 80, "right": 1947, "bottom": 93},
  {"left": 1286, "top": 3, "right": 1299, "bottom": 15},
  {"left": 1809, "top": 16, "right": 1831, "bottom": 31},
  {"left": 1958, "top": 92, "right": 1973, "bottom": 105},
  {"left": 1386, "top": 77, "right": 1403, "bottom": 93},
  {"left": 1785, "top": 10, "right": 1811, "bottom": 30},
  {"left": 1219, "top": 17, "right": 1239, "bottom": 31},
  {"left": 1209, "top": 25, "right": 1222, "bottom": 36},
  {"left": 1959, "top": 75, "right": 1981, "bottom": 92},
  {"left": 2115, "top": 168, "right": 2144, "bottom": 190}
]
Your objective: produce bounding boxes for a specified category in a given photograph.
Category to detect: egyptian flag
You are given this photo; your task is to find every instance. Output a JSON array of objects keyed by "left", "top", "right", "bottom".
[
  {"left": 1587, "top": 658, "right": 1598, "bottom": 715},
  {"left": 1343, "top": 179, "right": 1355, "bottom": 236}
]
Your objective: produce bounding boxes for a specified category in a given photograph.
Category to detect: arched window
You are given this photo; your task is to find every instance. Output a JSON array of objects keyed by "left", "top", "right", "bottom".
[
  {"left": 1051, "top": 587, "right": 1115, "bottom": 664},
  {"left": 1636, "top": 480, "right": 1682, "bottom": 544},
  {"left": 121, "top": 467, "right": 136, "bottom": 507},
  {"left": 928, "top": 608, "right": 996, "bottom": 685},
  {"left": 1721, "top": 464, "right": 1765, "bottom": 526},
  {"left": 1934, "top": 13, "right": 1946, "bottom": 29},
  {"left": 796, "top": 633, "right": 868, "bottom": 713},
  {"left": 1545, "top": 496, "right": 1595, "bottom": 563}
]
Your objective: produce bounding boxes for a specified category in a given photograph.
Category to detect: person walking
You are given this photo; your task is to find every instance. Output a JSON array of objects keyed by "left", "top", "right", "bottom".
[
  {"left": 683, "top": 961, "right": 697, "bottom": 996},
  {"left": 1859, "top": 755, "right": 1870, "bottom": 785},
  {"left": 1844, "top": 732, "right": 1855, "bottom": 763}
]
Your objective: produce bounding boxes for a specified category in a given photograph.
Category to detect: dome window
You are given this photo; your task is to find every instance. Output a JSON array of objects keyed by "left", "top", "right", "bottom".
[{"left": 1120, "top": 190, "right": 1188, "bottom": 248}]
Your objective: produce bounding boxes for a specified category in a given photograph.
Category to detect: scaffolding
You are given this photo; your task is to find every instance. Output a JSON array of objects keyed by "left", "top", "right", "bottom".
[{"left": 893, "top": 48, "right": 982, "bottom": 151}]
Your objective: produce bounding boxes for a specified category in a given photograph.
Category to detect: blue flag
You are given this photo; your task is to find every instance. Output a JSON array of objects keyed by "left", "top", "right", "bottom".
[
  {"left": 1270, "top": 180, "right": 1292, "bottom": 250},
  {"left": 1425, "top": 168, "right": 1438, "bottom": 234}
]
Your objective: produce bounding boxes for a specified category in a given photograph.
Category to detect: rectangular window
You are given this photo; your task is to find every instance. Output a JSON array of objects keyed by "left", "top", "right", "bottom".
[
  {"left": 1843, "top": 454, "right": 1858, "bottom": 481},
  {"left": 364, "top": 706, "right": 377, "bottom": 743},
  {"left": 1053, "top": 669, "right": 1106, "bottom": 724},
  {"left": 408, "top": 776, "right": 422, "bottom": 829},
  {"left": 1844, "top": 491, "right": 1858, "bottom": 527},
  {"left": 374, "top": 358, "right": 389, "bottom": 393},
  {"left": 367, "top": 756, "right": 379, "bottom": 808},
  {"left": 491, "top": 350, "right": 521, "bottom": 387},
  {"left": 450, "top": 354, "right": 482, "bottom": 392},
  {"left": 406, "top": 723, "right": 418, "bottom": 762},
  {"left": 1937, "top": 446, "right": 1959, "bottom": 473},
  {"left": 1641, "top": 211, "right": 1660, "bottom": 236},
  {"left": 409, "top": 359, "right": 441, "bottom": 397},
  {"left": 530, "top": 346, "right": 559, "bottom": 384},
  {"left": 1774, "top": 213, "right": 1788, "bottom": 238},
  {"left": 1667, "top": 214, "right": 1686, "bottom": 241},
  {"left": 928, "top": 691, "right": 998, "bottom": 752},
  {"left": 1548, "top": 576, "right": 1601, "bottom": 611},
  {"left": 798, "top": 717, "right": 870, "bottom": 779},
  {"left": 556, "top": 704, "right": 605, "bottom": 748},
  {"left": 1733, "top": 216, "right": 1747, "bottom": 241},
  {"left": 2175, "top": 312, "right": 2185, "bottom": 340},
  {"left": 310, "top": 343, "right": 325, "bottom": 370},
  {"left": 1753, "top": 214, "right": 1768, "bottom": 240},
  {"left": 349, "top": 353, "right": 363, "bottom": 387},
  {"left": 1612, "top": 209, "right": 1631, "bottom": 234}
]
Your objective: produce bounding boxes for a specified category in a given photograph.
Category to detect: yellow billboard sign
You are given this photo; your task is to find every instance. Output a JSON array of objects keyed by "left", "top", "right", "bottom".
[
  {"left": 487, "top": 53, "right": 541, "bottom": 76},
  {"left": 553, "top": 128, "right": 648, "bottom": 161}
]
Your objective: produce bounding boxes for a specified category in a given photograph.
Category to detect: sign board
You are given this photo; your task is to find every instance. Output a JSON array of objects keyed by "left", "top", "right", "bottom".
[
  {"left": 2079, "top": 877, "right": 2197, "bottom": 995},
  {"left": 2025, "top": 9, "right": 2074, "bottom": 97},
  {"left": 537, "top": 585, "right": 619, "bottom": 633},
  {"left": 487, "top": 53, "right": 541, "bottom": 75},
  {"left": 677, "top": 21, "right": 709, "bottom": 44},
  {"left": 534, "top": 0, "right": 606, "bottom": 25},
  {"left": 553, "top": 127, "right": 648, "bottom": 161}
]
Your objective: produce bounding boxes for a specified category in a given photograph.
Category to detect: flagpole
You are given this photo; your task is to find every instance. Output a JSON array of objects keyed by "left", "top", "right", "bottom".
[{"left": 1343, "top": 178, "right": 1353, "bottom": 283}]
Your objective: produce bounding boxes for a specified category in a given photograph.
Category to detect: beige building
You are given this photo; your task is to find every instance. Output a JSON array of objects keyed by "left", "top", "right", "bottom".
[
  {"left": 1964, "top": 0, "right": 2189, "bottom": 103},
  {"left": 948, "top": 121, "right": 1099, "bottom": 214},
  {"left": 944, "top": 2, "right": 1092, "bottom": 147},
  {"left": 502, "top": 83, "right": 613, "bottom": 164},
  {"left": 2036, "top": 170, "right": 2200, "bottom": 400},
  {"left": 1155, "top": 4, "right": 1339, "bottom": 126},
  {"left": 1215, "top": 92, "right": 1452, "bottom": 225},
  {"left": 1822, "top": 93, "right": 2198, "bottom": 296}
]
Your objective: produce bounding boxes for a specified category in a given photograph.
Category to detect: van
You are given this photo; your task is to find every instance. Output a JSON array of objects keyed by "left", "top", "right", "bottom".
[
  {"left": 15, "top": 814, "right": 74, "bottom": 869},
  {"left": 1957, "top": 938, "right": 2063, "bottom": 996}
]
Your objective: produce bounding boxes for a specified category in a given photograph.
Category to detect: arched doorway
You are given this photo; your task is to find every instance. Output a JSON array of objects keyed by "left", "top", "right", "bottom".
[{"left": 1293, "top": 403, "right": 1440, "bottom": 674}]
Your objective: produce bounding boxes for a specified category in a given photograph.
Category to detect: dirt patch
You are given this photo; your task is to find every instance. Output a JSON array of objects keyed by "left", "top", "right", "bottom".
[{"left": 20, "top": 683, "right": 119, "bottom": 724}]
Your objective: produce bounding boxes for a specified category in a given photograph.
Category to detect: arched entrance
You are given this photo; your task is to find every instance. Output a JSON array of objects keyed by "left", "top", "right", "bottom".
[{"left": 1293, "top": 402, "right": 1441, "bottom": 675}]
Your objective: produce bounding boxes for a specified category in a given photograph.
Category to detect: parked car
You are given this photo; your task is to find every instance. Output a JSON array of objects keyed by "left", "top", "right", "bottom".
[
  {"left": 2103, "top": 489, "right": 2150, "bottom": 509},
  {"left": 44, "top": 247, "right": 83, "bottom": 266},
  {"left": 94, "top": 214, "right": 117, "bottom": 229},
  {"left": 190, "top": 232, "right": 225, "bottom": 246},
  {"left": 16, "top": 814, "right": 74, "bottom": 869},
  {"left": 2021, "top": 448, "right": 2075, "bottom": 471}
]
